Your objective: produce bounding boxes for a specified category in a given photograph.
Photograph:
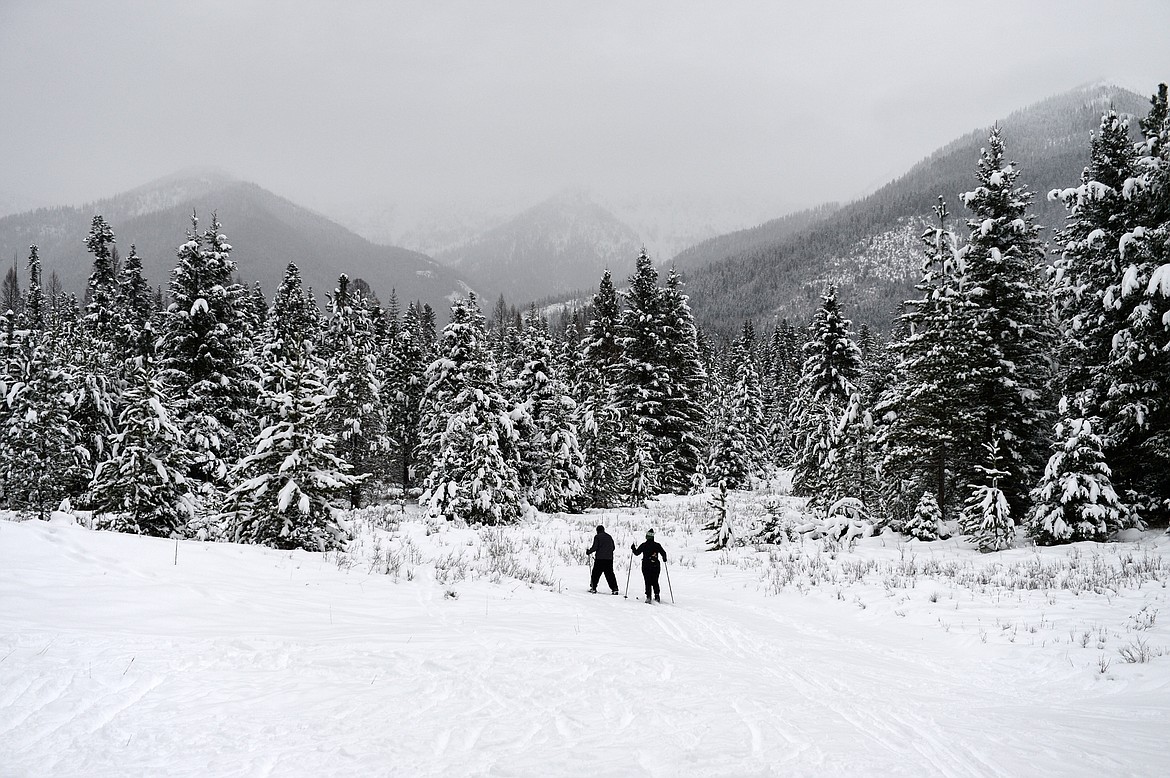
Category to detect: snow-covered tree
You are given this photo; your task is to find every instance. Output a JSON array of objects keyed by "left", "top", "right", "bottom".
[
  {"left": 956, "top": 127, "right": 1054, "bottom": 516},
  {"left": 224, "top": 264, "right": 356, "bottom": 551},
  {"left": 159, "top": 213, "right": 256, "bottom": 486},
  {"left": 791, "top": 287, "right": 865, "bottom": 508},
  {"left": 420, "top": 295, "right": 524, "bottom": 524},
  {"left": 383, "top": 299, "right": 428, "bottom": 491},
  {"left": 90, "top": 327, "right": 195, "bottom": 537},
  {"left": 903, "top": 490, "right": 942, "bottom": 541},
  {"left": 960, "top": 436, "right": 1014, "bottom": 552},
  {"left": 509, "top": 307, "right": 585, "bottom": 513},
  {"left": 877, "top": 200, "right": 976, "bottom": 525},
  {"left": 322, "top": 274, "right": 384, "bottom": 507},
  {"left": 1027, "top": 409, "right": 1129, "bottom": 545},
  {"left": 576, "top": 269, "right": 628, "bottom": 507},
  {"left": 704, "top": 479, "right": 735, "bottom": 550}
]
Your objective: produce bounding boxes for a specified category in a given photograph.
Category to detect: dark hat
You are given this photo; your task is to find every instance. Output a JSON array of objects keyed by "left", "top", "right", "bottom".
[
  {"left": 596, "top": 525, "right": 605, "bottom": 533},
  {"left": 646, "top": 529, "right": 655, "bottom": 538}
]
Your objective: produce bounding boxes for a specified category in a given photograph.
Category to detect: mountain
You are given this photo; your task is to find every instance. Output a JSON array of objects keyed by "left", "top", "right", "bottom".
[
  {"left": 0, "top": 171, "right": 472, "bottom": 311},
  {"left": 681, "top": 84, "right": 1152, "bottom": 336},
  {"left": 434, "top": 190, "right": 643, "bottom": 302}
]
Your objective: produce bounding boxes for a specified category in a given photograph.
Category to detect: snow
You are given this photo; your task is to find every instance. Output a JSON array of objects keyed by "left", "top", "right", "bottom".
[{"left": 2, "top": 498, "right": 1169, "bottom": 776}]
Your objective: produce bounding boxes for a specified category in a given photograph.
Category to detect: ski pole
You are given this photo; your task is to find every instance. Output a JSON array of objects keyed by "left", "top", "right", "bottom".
[
  {"left": 623, "top": 552, "right": 633, "bottom": 598},
  {"left": 664, "top": 560, "right": 675, "bottom": 604}
]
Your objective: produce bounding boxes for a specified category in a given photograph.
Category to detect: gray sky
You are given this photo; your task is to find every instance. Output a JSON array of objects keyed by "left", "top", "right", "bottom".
[{"left": 3, "top": 0, "right": 1169, "bottom": 226}]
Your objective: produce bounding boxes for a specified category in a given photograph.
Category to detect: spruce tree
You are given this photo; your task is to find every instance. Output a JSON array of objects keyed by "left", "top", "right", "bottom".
[
  {"left": 791, "top": 287, "right": 864, "bottom": 508},
  {"left": 90, "top": 326, "right": 195, "bottom": 537},
  {"left": 577, "top": 270, "right": 628, "bottom": 507},
  {"left": 322, "top": 274, "right": 384, "bottom": 507},
  {"left": 420, "top": 295, "right": 524, "bottom": 524},
  {"left": 510, "top": 307, "right": 585, "bottom": 513},
  {"left": 225, "top": 264, "right": 356, "bottom": 551},
  {"left": 159, "top": 213, "right": 256, "bottom": 486},
  {"left": 1102, "top": 85, "right": 1170, "bottom": 518},
  {"left": 1, "top": 250, "right": 87, "bottom": 517},
  {"left": 656, "top": 269, "right": 708, "bottom": 491},
  {"left": 960, "top": 435, "right": 1015, "bottom": 552},
  {"left": 877, "top": 200, "right": 976, "bottom": 524},
  {"left": 957, "top": 127, "right": 1054, "bottom": 517},
  {"left": 1027, "top": 410, "right": 1127, "bottom": 545},
  {"left": 903, "top": 490, "right": 942, "bottom": 541}
]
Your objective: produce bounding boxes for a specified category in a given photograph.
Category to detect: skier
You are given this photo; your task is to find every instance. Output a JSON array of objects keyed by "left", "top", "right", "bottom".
[
  {"left": 631, "top": 529, "right": 667, "bottom": 603},
  {"left": 585, "top": 525, "right": 620, "bottom": 594}
]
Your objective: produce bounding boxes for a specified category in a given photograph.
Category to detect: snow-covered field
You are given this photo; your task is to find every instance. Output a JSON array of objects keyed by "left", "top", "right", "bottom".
[{"left": 2, "top": 494, "right": 1169, "bottom": 777}]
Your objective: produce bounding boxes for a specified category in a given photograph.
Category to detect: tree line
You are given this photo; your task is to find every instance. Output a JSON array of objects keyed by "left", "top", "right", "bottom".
[{"left": 1, "top": 84, "right": 1166, "bottom": 554}]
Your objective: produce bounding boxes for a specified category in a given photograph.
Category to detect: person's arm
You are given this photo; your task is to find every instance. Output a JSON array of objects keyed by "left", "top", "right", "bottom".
[
  {"left": 586, "top": 537, "right": 597, "bottom": 555},
  {"left": 631, "top": 542, "right": 642, "bottom": 555},
  {"left": 659, "top": 543, "right": 668, "bottom": 562}
]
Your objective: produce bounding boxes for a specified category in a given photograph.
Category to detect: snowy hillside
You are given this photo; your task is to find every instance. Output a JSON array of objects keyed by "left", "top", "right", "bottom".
[{"left": 3, "top": 491, "right": 1168, "bottom": 776}]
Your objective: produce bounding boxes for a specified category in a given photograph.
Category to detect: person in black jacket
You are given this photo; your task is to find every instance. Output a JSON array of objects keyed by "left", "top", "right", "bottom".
[
  {"left": 585, "top": 525, "right": 619, "bottom": 594},
  {"left": 631, "top": 529, "right": 667, "bottom": 603}
]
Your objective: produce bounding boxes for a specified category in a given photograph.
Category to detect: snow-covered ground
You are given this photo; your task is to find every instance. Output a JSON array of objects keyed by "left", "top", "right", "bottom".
[{"left": 2, "top": 494, "right": 1168, "bottom": 777}]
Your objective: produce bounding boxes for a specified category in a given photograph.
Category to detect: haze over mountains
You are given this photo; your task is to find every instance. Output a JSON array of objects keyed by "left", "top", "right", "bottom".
[
  {"left": 0, "top": 83, "right": 1154, "bottom": 333},
  {"left": 0, "top": 170, "right": 471, "bottom": 311},
  {"left": 681, "top": 83, "right": 1152, "bottom": 334}
]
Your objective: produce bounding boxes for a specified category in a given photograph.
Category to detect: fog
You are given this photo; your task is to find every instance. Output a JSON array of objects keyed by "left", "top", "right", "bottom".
[{"left": 2, "top": 0, "right": 1169, "bottom": 237}]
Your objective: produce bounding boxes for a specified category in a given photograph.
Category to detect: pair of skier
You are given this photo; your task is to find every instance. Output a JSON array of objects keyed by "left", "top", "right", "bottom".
[{"left": 585, "top": 525, "right": 668, "bottom": 603}]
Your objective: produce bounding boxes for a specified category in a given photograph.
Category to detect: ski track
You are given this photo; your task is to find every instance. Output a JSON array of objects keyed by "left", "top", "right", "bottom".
[{"left": 1, "top": 520, "right": 1168, "bottom": 776}]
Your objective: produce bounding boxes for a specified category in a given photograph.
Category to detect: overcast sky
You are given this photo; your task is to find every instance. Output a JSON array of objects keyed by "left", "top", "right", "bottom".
[{"left": 2, "top": 0, "right": 1169, "bottom": 222}]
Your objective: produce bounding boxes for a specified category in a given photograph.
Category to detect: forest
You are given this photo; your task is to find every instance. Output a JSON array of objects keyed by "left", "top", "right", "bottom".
[{"left": 1, "top": 85, "right": 1167, "bottom": 554}]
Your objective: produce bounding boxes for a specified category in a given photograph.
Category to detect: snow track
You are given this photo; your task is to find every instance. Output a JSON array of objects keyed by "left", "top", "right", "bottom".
[{"left": 2, "top": 519, "right": 1168, "bottom": 776}]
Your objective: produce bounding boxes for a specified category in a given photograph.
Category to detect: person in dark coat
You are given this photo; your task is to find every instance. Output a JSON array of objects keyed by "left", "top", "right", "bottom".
[
  {"left": 631, "top": 529, "right": 667, "bottom": 603},
  {"left": 585, "top": 525, "right": 619, "bottom": 594}
]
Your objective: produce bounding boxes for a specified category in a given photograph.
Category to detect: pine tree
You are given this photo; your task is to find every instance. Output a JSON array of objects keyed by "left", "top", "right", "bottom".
[
  {"left": 224, "top": 264, "right": 356, "bottom": 551},
  {"left": 420, "top": 295, "right": 524, "bottom": 524},
  {"left": 791, "top": 287, "right": 865, "bottom": 508},
  {"left": 1102, "top": 85, "right": 1170, "bottom": 518},
  {"left": 655, "top": 269, "right": 708, "bottom": 491},
  {"left": 903, "top": 490, "right": 942, "bottom": 541},
  {"left": 704, "top": 479, "right": 735, "bottom": 550},
  {"left": 960, "top": 436, "right": 1015, "bottom": 552},
  {"left": 1027, "top": 409, "right": 1128, "bottom": 545},
  {"left": 159, "top": 213, "right": 256, "bottom": 486},
  {"left": 877, "top": 200, "right": 977, "bottom": 524},
  {"left": 90, "top": 326, "right": 196, "bottom": 537},
  {"left": 957, "top": 127, "right": 1054, "bottom": 517},
  {"left": 510, "top": 307, "right": 585, "bottom": 513},
  {"left": 576, "top": 270, "right": 630, "bottom": 506},
  {"left": 1, "top": 251, "right": 87, "bottom": 517},
  {"left": 322, "top": 274, "right": 384, "bottom": 507},
  {"left": 83, "top": 215, "right": 120, "bottom": 348},
  {"left": 383, "top": 299, "right": 427, "bottom": 491},
  {"left": 113, "top": 245, "right": 156, "bottom": 362}
]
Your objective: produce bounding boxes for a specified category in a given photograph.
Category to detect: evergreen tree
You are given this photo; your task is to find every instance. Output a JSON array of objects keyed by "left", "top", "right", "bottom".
[
  {"left": 113, "top": 245, "right": 155, "bottom": 362},
  {"left": 90, "top": 326, "right": 195, "bottom": 537},
  {"left": 322, "top": 274, "right": 384, "bottom": 507},
  {"left": 420, "top": 295, "right": 524, "bottom": 524},
  {"left": 159, "top": 213, "right": 256, "bottom": 486},
  {"left": 704, "top": 479, "right": 735, "bottom": 550},
  {"left": 877, "top": 200, "right": 976, "bottom": 524},
  {"left": 577, "top": 270, "right": 629, "bottom": 507},
  {"left": 1027, "top": 409, "right": 1128, "bottom": 545},
  {"left": 957, "top": 127, "right": 1054, "bottom": 517},
  {"left": 903, "top": 490, "right": 942, "bottom": 541},
  {"left": 791, "top": 287, "right": 864, "bottom": 508},
  {"left": 510, "top": 307, "right": 585, "bottom": 513},
  {"left": 1102, "top": 85, "right": 1170, "bottom": 518},
  {"left": 960, "top": 435, "right": 1015, "bottom": 552},
  {"left": 384, "top": 300, "right": 427, "bottom": 491},
  {"left": 1, "top": 252, "right": 87, "bottom": 518},
  {"left": 656, "top": 269, "right": 708, "bottom": 491},
  {"left": 225, "top": 264, "right": 356, "bottom": 551},
  {"left": 83, "top": 215, "right": 120, "bottom": 347}
]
